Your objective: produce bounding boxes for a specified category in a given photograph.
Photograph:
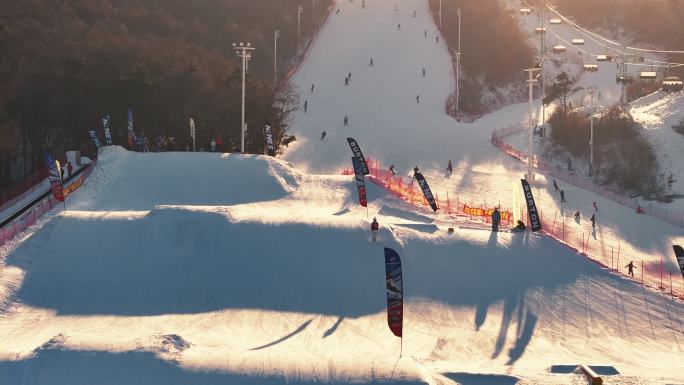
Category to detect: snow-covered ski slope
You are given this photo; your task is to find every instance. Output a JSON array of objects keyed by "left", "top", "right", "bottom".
[
  {"left": 0, "top": 1, "right": 683, "bottom": 384},
  {"left": 0, "top": 146, "right": 683, "bottom": 385},
  {"left": 283, "top": 1, "right": 683, "bottom": 295}
]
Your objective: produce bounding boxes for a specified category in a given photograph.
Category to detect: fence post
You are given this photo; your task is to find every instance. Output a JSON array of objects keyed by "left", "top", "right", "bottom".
[
  {"left": 660, "top": 258, "right": 664, "bottom": 289},
  {"left": 641, "top": 260, "right": 644, "bottom": 284},
  {"left": 670, "top": 271, "right": 674, "bottom": 296},
  {"left": 611, "top": 247, "right": 614, "bottom": 270}
]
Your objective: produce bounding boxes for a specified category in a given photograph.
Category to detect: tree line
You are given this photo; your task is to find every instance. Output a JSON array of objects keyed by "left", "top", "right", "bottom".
[
  {"left": 428, "top": 0, "right": 535, "bottom": 117},
  {"left": 0, "top": 0, "right": 331, "bottom": 194}
]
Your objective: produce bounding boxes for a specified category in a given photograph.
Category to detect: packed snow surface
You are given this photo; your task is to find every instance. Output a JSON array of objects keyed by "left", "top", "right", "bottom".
[{"left": 1, "top": 0, "right": 683, "bottom": 384}]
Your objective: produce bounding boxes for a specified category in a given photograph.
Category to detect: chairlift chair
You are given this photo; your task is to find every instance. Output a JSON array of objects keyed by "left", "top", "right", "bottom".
[
  {"left": 571, "top": 38, "right": 585, "bottom": 45},
  {"left": 552, "top": 45, "right": 566, "bottom": 54},
  {"left": 583, "top": 64, "right": 599, "bottom": 72},
  {"left": 520, "top": 7, "right": 531, "bottom": 15},
  {"left": 616, "top": 72, "right": 634, "bottom": 84},
  {"left": 662, "top": 76, "right": 683, "bottom": 92},
  {"left": 640, "top": 71, "right": 658, "bottom": 80},
  {"left": 549, "top": 18, "right": 562, "bottom": 24},
  {"left": 534, "top": 26, "right": 547, "bottom": 34}
]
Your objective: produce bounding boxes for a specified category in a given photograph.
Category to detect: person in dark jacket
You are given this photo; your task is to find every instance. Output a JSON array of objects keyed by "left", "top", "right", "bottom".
[
  {"left": 590, "top": 213, "right": 596, "bottom": 228},
  {"left": 552, "top": 179, "right": 559, "bottom": 191},
  {"left": 626, "top": 261, "right": 637, "bottom": 277},
  {"left": 560, "top": 189, "right": 566, "bottom": 202},
  {"left": 389, "top": 164, "right": 395, "bottom": 176},
  {"left": 491, "top": 208, "right": 501, "bottom": 232},
  {"left": 513, "top": 220, "right": 526, "bottom": 232},
  {"left": 446, "top": 160, "right": 453, "bottom": 176},
  {"left": 371, "top": 217, "right": 379, "bottom": 241}
]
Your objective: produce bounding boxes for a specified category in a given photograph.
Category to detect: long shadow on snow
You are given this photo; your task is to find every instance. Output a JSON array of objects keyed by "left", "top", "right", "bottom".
[
  {"left": 8, "top": 208, "right": 605, "bottom": 323},
  {"left": 0, "top": 348, "right": 426, "bottom": 385}
]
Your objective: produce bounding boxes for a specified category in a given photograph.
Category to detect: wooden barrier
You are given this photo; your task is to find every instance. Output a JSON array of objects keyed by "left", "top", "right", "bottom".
[{"left": 579, "top": 364, "right": 602, "bottom": 385}]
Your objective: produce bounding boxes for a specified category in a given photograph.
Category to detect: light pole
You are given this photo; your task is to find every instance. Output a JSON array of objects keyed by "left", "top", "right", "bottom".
[
  {"left": 455, "top": 8, "right": 462, "bottom": 117},
  {"left": 298, "top": 5, "right": 303, "bottom": 52},
  {"left": 588, "top": 86, "right": 596, "bottom": 177},
  {"left": 439, "top": 0, "right": 442, "bottom": 28},
  {"left": 274, "top": 29, "right": 279, "bottom": 88},
  {"left": 524, "top": 67, "right": 540, "bottom": 181},
  {"left": 233, "top": 42, "right": 255, "bottom": 153}
]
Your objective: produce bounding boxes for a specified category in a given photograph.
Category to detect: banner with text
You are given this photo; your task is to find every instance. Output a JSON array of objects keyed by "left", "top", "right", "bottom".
[
  {"left": 127, "top": 108, "right": 136, "bottom": 149},
  {"left": 351, "top": 156, "right": 368, "bottom": 207},
  {"left": 346, "top": 137, "right": 369, "bottom": 175},
  {"left": 89, "top": 130, "right": 101, "bottom": 149},
  {"left": 463, "top": 205, "right": 512, "bottom": 221},
  {"left": 44, "top": 153, "right": 65, "bottom": 202},
  {"left": 415, "top": 172, "right": 438, "bottom": 212},
  {"left": 674, "top": 245, "right": 684, "bottom": 280},
  {"left": 521, "top": 179, "right": 542, "bottom": 232},
  {"left": 102, "top": 115, "right": 113, "bottom": 145},
  {"left": 384, "top": 247, "right": 403, "bottom": 338},
  {"left": 265, "top": 125, "right": 275, "bottom": 156}
]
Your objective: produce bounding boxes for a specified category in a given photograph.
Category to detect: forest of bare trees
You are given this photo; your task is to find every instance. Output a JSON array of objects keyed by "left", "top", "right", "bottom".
[{"left": 0, "top": 0, "right": 331, "bottom": 194}]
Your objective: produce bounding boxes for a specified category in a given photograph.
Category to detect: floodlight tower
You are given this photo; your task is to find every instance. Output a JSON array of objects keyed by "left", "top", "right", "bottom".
[{"left": 233, "top": 42, "right": 255, "bottom": 153}]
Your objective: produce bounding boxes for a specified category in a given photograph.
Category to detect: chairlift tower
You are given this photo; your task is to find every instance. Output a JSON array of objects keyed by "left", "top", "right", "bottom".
[
  {"left": 298, "top": 5, "right": 303, "bottom": 52},
  {"left": 455, "top": 8, "right": 462, "bottom": 117},
  {"left": 233, "top": 42, "right": 255, "bottom": 153},
  {"left": 524, "top": 67, "right": 541, "bottom": 182},
  {"left": 588, "top": 87, "right": 596, "bottom": 177}
]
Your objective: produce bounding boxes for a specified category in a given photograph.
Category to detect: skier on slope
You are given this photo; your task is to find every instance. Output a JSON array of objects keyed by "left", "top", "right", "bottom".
[
  {"left": 398, "top": 24, "right": 401, "bottom": 30},
  {"left": 67, "top": 161, "right": 73, "bottom": 177},
  {"left": 344, "top": 77, "right": 349, "bottom": 86},
  {"left": 389, "top": 164, "right": 395, "bottom": 176},
  {"left": 424, "top": 30, "right": 427, "bottom": 38},
  {"left": 574, "top": 211, "right": 581, "bottom": 222},
  {"left": 590, "top": 213, "right": 596, "bottom": 228},
  {"left": 413, "top": 166, "right": 419, "bottom": 177},
  {"left": 320, "top": 131, "right": 327, "bottom": 140},
  {"left": 446, "top": 160, "right": 453, "bottom": 176},
  {"left": 348, "top": 72, "right": 352, "bottom": 80},
  {"left": 435, "top": 36, "right": 439, "bottom": 44},
  {"left": 343, "top": 115, "right": 349, "bottom": 126},
  {"left": 560, "top": 189, "right": 566, "bottom": 202},
  {"left": 593, "top": 201, "right": 599, "bottom": 211},
  {"left": 491, "top": 208, "right": 501, "bottom": 232},
  {"left": 422, "top": 68, "right": 426, "bottom": 76},
  {"left": 626, "top": 261, "right": 637, "bottom": 277},
  {"left": 552, "top": 178, "right": 559, "bottom": 191},
  {"left": 416, "top": 94, "right": 420, "bottom": 103},
  {"left": 304, "top": 100, "right": 308, "bottom": 112},
  {"left": 311, "top": 83, "right": 315, "bottom": 93},
  {"left": 371, "top": 217, "right": 379, "bottom": 242},
  {"left": 370, "top": 58, "right": 374, "bottom": 66}
]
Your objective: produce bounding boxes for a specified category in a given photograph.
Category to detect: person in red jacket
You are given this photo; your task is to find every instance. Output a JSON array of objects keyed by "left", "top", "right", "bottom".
[
  {"left": 371, "top": 217, "right": 379, "bottom": 242},
  {"left": 215, "top": 135, "right": 223, "bottom": 152},
  {"left": 67, "top": 161, "right": 73, "bottom": 177}
]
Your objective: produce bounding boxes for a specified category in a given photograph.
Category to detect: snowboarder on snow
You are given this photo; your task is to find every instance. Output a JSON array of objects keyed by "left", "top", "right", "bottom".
[
  {"left": 593, "top": 201, "right": 599, "bottom": 211},
  {"left": 491, "top": 208, "right": 501, "bottom": 232},
  {"left": 513, "top": 220, "right": 526, "bottom": 232},
  {"left": 348, "top": 72, "right": 352, "bottom": 80},
  {"left": 304, "top": 100, "right": 308, "bottom": 112},
  {"left": 560, "top": 189, "right": 566, "bottom": 202},
  {"left": 343, "top": 115, "right": 349, "bottom": 126},
  {"left": 320, "top": 131, "right": 327, "bottom": 140},
  {"left": 370, "top": 58, "right": 374, "bottom": 66},
  {"left": 344, "top": 77, "right": 349, "bottom": 86},
  {"left": 311, "top": 83, "right": 315, "bottom": 93},
  {"left": 626, "top": 261, "right": 637, "bottom": 277},
  {"left": 446, "top": 160, "right": 453, "bottom": 176},
  {"left": 371, "top": 217, "right": 379, "bottom": 242},
  {"left": 552, "top": 178, "right": 559, "bottom": 191},
  {"left": 574, "top": 211, "right": 581, "bottom": 222},
  {"left": 590, "top": 213, "right": 596, "bottom": 228},
  {"left": 422, "top": 68, "right": 426, "bottom": 76},
  {"left": 389, "top": 164, "right": 395, "bottom": 176},
  {"left": 416, "top": 94, "right": 420, "bottom": 103},
  {"left": 413, "top": 166, "right": 419, "bottom": 177}
]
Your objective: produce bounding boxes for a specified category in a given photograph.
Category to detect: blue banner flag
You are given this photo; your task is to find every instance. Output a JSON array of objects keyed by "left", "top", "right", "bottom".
[{"left": 384, "top": 247, "right": 403, "bottom": 338}]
